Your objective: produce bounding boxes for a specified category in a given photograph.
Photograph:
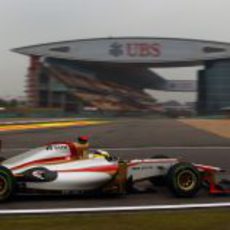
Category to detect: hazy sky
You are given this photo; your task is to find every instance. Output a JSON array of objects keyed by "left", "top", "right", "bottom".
[{"left": 1, "top": 0, "right": 230, "bottom": 102}]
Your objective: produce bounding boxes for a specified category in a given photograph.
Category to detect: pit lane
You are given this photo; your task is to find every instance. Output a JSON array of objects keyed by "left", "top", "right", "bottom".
[{"left": 0, "top": 118, "right": 229, "bottom": 210}]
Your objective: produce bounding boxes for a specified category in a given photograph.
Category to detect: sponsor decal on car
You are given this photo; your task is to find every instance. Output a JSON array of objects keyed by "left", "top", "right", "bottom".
[{"left": 46, "top": 144, "right": 68, "bottom": 151}]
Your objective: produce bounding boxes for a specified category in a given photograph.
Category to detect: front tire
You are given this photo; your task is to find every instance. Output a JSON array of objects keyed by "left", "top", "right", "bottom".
[
  {"left": 167, "top": 162, "right": 201, "bottom": 197},
  {"left": 0, "top": 166, "right": 15, "bottom": 202}
]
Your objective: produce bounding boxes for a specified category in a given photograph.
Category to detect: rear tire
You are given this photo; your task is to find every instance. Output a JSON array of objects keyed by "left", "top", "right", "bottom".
[
  {"left": 0, "top": 166, "right": 15, "bottom": 202},
  {"left": 167, "top": 162, "right": 201, "bottom": 197}
]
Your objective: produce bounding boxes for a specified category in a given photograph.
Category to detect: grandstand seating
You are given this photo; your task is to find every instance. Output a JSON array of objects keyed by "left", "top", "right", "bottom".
[{"left": 43, "top": 63, "right": 158, "bottom": 112}]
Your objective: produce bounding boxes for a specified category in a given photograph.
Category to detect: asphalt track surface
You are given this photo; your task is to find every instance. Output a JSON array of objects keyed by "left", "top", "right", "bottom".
[{"left": 0, "top": 118, "right": 229, "bottom": 210}]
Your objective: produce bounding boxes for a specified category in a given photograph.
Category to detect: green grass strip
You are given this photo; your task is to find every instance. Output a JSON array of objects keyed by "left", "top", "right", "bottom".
[{"left": 0, "top": 209, "right": 229, "bottom": 230}]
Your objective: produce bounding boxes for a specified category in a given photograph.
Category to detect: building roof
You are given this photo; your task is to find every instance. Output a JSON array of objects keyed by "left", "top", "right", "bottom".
[{"left": 12, "top": 37, "right": 230, "bottom": 67}]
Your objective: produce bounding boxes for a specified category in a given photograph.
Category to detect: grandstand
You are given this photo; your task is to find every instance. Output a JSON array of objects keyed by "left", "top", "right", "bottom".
[
  {"left": 26, "top": 56, "right": 159, "bottom": 113},
  {"left": 13, "top": 37, "right": 230, "bottom": 114}
]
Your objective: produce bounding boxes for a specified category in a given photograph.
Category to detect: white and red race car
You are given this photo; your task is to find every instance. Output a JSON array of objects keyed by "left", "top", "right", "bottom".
[{"left": 0, "top": 140, "right": 229, "bottom": 201}]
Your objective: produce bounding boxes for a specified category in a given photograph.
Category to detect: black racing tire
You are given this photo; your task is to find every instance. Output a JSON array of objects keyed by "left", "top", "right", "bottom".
[
  {"left": 0, "top": 166, "right": 15, "bottom": 202},
  {"left": 167, "top": 162, "right": 201, "bottom": 198}
]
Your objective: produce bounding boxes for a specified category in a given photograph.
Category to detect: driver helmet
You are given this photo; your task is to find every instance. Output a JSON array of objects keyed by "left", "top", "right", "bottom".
[
  {"left": 91, "top": 149, "right": 111, "bottom": 159},
  {"left": 77, "top": 136, "right": 89, "bottom": 145}
]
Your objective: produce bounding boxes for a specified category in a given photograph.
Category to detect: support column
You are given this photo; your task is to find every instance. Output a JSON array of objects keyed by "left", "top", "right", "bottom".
[{"left": 26, "top": 55, "right": 41, "bottom": 107}]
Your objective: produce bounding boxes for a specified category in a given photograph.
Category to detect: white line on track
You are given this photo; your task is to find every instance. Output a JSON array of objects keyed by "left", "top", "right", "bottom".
[
  {"left": 104, "top": 146, "right": 230, "bottom": 151},
  {"left": 2, "top": 146, "right": 230, "bottom": 152},
  {"left": 0, "top": 202, "right": 229, "bottom": 215}
]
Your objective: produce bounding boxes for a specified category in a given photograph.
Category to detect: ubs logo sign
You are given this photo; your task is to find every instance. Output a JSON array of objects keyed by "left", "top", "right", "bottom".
[
  {"left": 109, "top": 42, "right": 161, "bottom": 58},
  {"left": 109, "top": 43, "right": 124, "bottom": 57}
]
